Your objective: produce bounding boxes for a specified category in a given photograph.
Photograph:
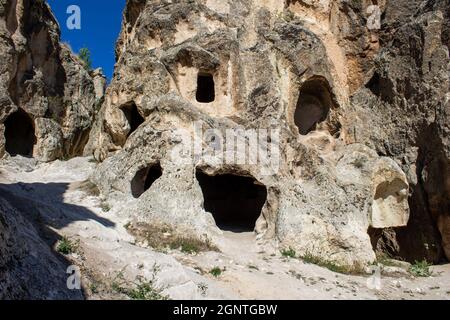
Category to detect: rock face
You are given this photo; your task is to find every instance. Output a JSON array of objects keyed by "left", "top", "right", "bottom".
[
  {"left": 0, "top": 0, "right": 446, "bottom": 284},
  {"left": 0, "top": 0, "right": 105, "bottom": 162},
  {"left": 0, "top": 0, "right": 447, "bottom": 301},
  {"left": 0, "top": 192, "right": 83, "bottom": 299},
  {"left": 0, "top": 0, "right": 105, "bottom": 299},
  {"left": 87, "top": 0, "right": 448, "bottom": 268},
  {"left": 348, "top": 0, "right": 450, "bottom": 263}
]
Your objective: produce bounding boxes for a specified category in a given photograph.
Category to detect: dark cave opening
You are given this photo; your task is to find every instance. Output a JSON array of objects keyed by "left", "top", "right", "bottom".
[
  {"left": 196, "top": 72, "right": 215, "bottom": 103},
  {"left": 196, "top": 170, "right": 267, "bottom": 232},
  {"left": 294, "top": 77, "right": 332, "bottom": 135},
  {"left": 131, "top": 163, "right": 163, "bottom": 198},
  {"left": 4, "top": 108, "right": 36, "bottom": 157},
  {"left": 366, "top": 72, "right": 381, "bottom": 96},
  {"left": 121, "top": 102, "right": 144, "bottom": 137}
]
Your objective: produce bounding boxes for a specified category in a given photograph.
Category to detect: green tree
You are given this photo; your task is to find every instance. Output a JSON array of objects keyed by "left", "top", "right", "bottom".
[{"left": 78, "top": 47, "right": 92, "bottom": 71}]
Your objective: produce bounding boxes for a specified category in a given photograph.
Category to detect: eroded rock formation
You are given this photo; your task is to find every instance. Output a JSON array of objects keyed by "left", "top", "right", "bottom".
[
  {"left": 0, "top": 193, "right": 82, "bottom": 299},
  {"left": 0, "top": 0, "right": 105, "bottom": 162},
  {"left": 86, "top": 0, "right": 449, "bottom": 268},
  {"left": 0, "top": 0, "right": 105, "bottom": 299},
  {"left": 348, "top": 0, "right": 450, "bottom": 263},
  {"left": 0, "top": 1, "right": 448, "bottom": 295}
]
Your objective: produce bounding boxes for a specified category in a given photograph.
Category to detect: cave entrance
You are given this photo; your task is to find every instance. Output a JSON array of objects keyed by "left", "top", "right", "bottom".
[
  {"left": 294, "top": 77, "right": 333, "bottom": 135},
  {"left": 121, "top": 102, "right": 144, "bottom": 137},
  {"left": 196, "top": 72, "right": 215, "bottom": 103},
  {"left": 131, "top": 163, "right": 163, "bottom": 198},
  {"left": 4, "top": 109, "right": 36, "bottom": 157},
  {"left": 196, "top": 170, "right": 267, "bottom": 232}
]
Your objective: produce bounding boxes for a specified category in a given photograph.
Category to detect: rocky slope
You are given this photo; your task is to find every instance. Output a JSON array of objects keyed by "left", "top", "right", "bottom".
[
  {"left": 1, "top": 156, "right": 449, "bottom": 300},
  {"left": 88, "top": 0, "right": 449, "bottom": 269},
  {"left": 0, "top": 0, "right": 448, "bottom": 299}
]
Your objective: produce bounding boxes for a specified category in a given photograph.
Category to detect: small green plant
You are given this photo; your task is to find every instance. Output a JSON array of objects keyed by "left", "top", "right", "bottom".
[
  {"left": 101, "top": 202, "right": 111, "bottom": 212},
  {"left": 127, "top": 277, "right": 168, "bottom": 300},
  {"left": 111, "top": 281, "right": 126, "bottom": 294},
  {"left": 181, "top": 242, "right": 198, "bottom": 254},
  {"left": 248, "top": 264, "right": 259, "bottom": 271},
  {"left": 209, "top": 267, "right": 223, "bottom": 278},
  {"left": 110, "top": 265, "right": 168, "bottom": 300},
  {"left": 301, "top": 252, "right": 364, "bottom": 275},
  {"left": 126, "top": 222, "right": 218, "bottom": 254},
  {"left": 57, "top": 236, "right": 77, "bottom": 255},
  {"left": 409, "top": 260, "right": 433, "bottom": 277},
  {"left": 281, "top": 247, "right": 296, "bottom": 258},
  {"left": 197, "top": 283, "right": 208, "bottom": 296},
  {"left": 78, "top": 47, "right": 92, "bottom": 71},
  {"left": 89, "top": 282, "right": 98, "bottom": 294}
]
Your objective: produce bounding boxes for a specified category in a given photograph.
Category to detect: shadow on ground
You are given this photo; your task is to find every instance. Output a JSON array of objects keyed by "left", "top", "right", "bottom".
[
  {"left": 0, "top": 182, "right": 114, "bottom": 229},
  {"left": 0, "top": 181, "right": 114, "bottom": 299}
]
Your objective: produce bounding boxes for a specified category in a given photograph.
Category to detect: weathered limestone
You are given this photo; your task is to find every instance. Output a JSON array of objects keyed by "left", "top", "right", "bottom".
[
  {"left": 0, "top": 196, "right": 83, "bottom": 299},
  {"left": 370, "top": 159, "right": 409, "bottom": 229},
  {"left": 0, "top": 1, "right": 447, "bottom": 290},
  {"left": 0, "top": 0, "right": 105, "bottom": 162},
  {"left": 348, "top": 0, "right": 450, "bottom": 262},
  {"left": 83, "top": 0, "right": 449, "bottom": 268},
  {"left": 0, "top": 0, "right": 104, "bottom": 299}
]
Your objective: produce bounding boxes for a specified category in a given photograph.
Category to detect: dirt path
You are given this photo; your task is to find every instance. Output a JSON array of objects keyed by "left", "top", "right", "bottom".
[{"left": 0, "top": 156, "right": 449, "bottom": 300}]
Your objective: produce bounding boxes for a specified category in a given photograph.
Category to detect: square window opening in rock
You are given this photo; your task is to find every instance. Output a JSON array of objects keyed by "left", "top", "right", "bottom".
[{"left": 196, "top": 73, "right": 215, "bottom": 103}]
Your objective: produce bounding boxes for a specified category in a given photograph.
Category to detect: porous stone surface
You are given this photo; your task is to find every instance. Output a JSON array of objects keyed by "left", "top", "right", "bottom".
[
  {"left": 348, "top": 0, "right": 450, "bottom": 263},
  {"left": 0, "top": 0, "right": 105, "bottom": 162},
  {"left": 0, "top": 192, "right": 83, "bottom": 300},
  {"left": 87, "top": 0, "right": 449, "bottom": 268},
  {"left": 0, "top": 0, "right": 449, "bottom": 300},
  {"left": 0, "top": 0, "right": 104, "bottom": 299}
]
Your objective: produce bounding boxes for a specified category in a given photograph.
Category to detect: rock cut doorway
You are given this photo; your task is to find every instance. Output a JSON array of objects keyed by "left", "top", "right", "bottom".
[{"left": 196, "top": 170, "right": 267, "bottom": 233}]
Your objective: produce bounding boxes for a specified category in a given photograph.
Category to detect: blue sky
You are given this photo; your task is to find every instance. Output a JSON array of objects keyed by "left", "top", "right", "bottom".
[{"left": 47, "top": 0, "right": 126, "bottom": 80}]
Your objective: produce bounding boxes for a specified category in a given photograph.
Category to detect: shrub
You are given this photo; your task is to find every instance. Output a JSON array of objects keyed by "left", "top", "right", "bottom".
[
  {"left": 209, "top": 267, "right": 223, "bottom": 277},
  {"left": 281, "top": 247, "right": 296, "bottom": 258},
  {"left": 78, "top": 47, "right": 92, "bottom": 71},
  {"left": 57, "top": 236, "right": 77, "bottom": 255},
  {"left": 409, "top": 260, "right": 433, "bottom": 277},
  {"left": 111, "top": 266, "right": 168, "bottom": 300},
  {"left": 127, "top": 278, "right": 168, "bottom": 300}
]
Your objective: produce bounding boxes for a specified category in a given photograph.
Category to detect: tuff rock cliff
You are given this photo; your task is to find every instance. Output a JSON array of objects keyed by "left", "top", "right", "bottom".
[
  {"left": 0, "top": 0, "right": 105, "bottom": 162},
  {"left": 88, "top": 0, "right": 449, "bottom": 268},
  {"left": 0, "top": 0, "right": 103, "bottom": 299},
  {"left": 0, "top": 0, "right": 449, "bottom": 300}
]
